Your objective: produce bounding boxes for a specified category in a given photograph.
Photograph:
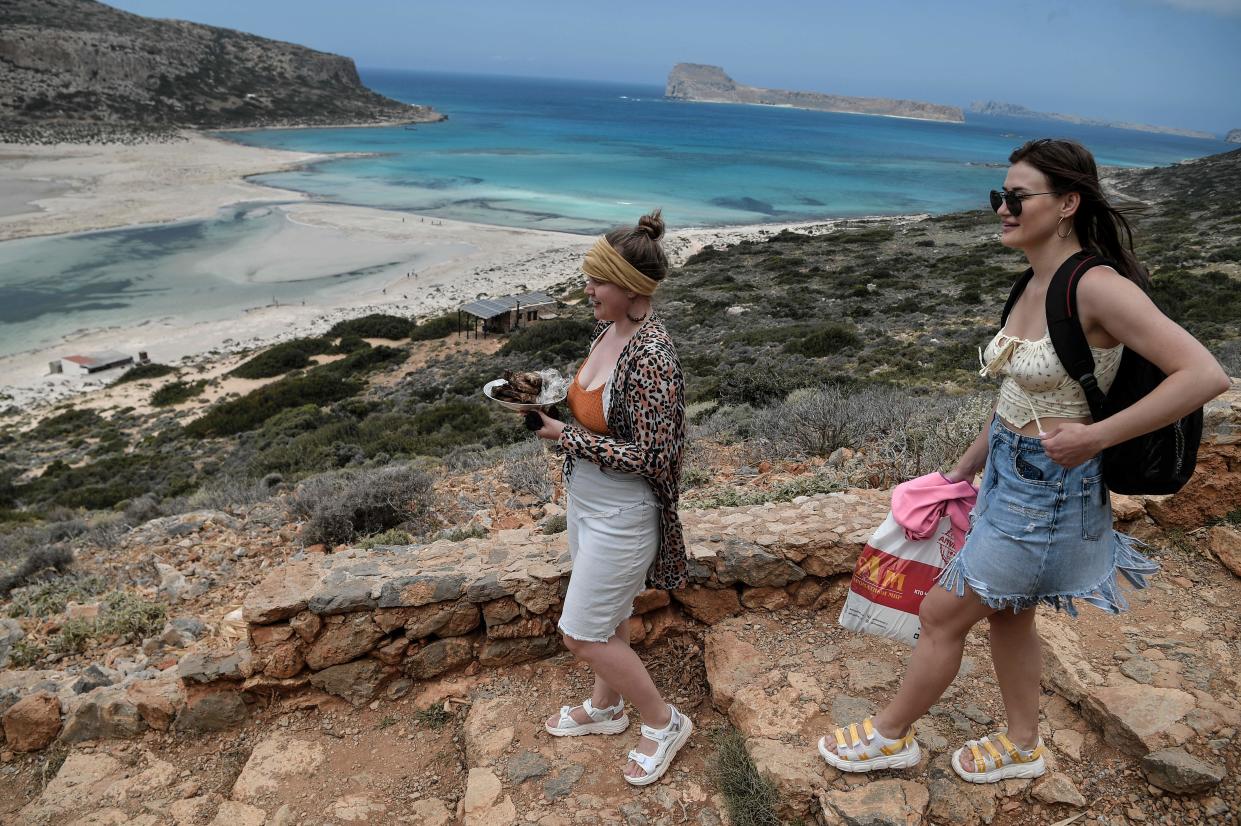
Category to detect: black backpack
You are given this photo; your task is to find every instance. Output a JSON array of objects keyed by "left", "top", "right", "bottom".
[{"left": 1000, "top": 250, "right": 1202, "bottom": 495}]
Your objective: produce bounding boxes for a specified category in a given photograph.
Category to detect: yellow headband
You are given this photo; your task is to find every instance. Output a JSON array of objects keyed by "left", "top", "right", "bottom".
[{"left": 581, "top": 236, "right": 660, "bottom": 296}]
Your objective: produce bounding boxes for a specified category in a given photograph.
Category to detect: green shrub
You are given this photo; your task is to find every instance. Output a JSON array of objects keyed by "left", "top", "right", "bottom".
[
  {"left": 6, "top": 575, "right": 107, "bottom": 618},
  {"left": 410, "top": 314, "right": 461, "bottom": 342},
  {"left": 499, "top": 318, "right": 595, "bottom": 360},
  {"left": 29, "top": 408, "right": 105, "bottom": 441},
  {"left": 19, "top": 452, "right": 196, "bottom": 510},
  {"left": 99, "top": 590, "right": 166, "bottom": 639},
  {"left": 151, "top": 380, "right": 207, "bottom": 407},
  {"left": 332, "top": 335, "right": 371, "bottom": 354},
  {"left": 185, "top": 372, "right": 363, "bottom": 438},
  {"left": 357, "top": 528, "right": 413, "bottom": 548},
  {"left": 7, "top": 638, "right": 44, "bottom": 667},
  {"left": 328, "top": 313, "right": 415, "bottom": 340},
  {"left": 115, "top": 363, "right": 177, "bottom": 384},
  {"left": 784, "top": 323, "right": 860, "bottom": 357},
  {"left": 48, "top": 617, "right": 96, "bottom": 655},
  {"left": 230, "top": 337, "right": 333, "bottom": 379}
]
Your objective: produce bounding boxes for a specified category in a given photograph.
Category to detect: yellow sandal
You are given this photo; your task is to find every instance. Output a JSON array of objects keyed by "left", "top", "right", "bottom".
[
  {"left": 951, "top": 733, "right": 1046, "bottom": 783},
  {"left": 817, "top": 717, "right": 921, "bottom": 772}
]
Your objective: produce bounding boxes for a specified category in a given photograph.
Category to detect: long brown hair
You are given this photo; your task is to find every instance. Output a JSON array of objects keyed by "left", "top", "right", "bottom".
[
  {"left": 605, "top": 209, "right": 668, "bottom": 282},
  {"left": 1009, "top": 139, "right": 1149, "bottom": 290}
]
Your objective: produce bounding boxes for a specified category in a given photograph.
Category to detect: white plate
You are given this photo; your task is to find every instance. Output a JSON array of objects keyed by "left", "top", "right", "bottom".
[{"left": 483, "top": 379, "right": 566, "bottom": 412}]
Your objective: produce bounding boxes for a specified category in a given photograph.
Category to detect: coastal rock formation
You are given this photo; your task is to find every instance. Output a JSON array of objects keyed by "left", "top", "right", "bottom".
[
  {"left": 1227, "top": 129, "right": 1241, "bottom": 144},
  {"left": 969, "top": 100, "right": 1215, "bottom": 140},
  {"left": 665, "top": 63, "right": 964, "bottom": 123},
  {"left": 0, "top": 0, "right": 444, "bottom": 141}
]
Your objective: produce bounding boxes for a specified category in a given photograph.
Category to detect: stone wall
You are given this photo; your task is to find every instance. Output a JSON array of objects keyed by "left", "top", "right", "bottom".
[{"left": 221, "top": 490, "right": 891, "bottom": 707}]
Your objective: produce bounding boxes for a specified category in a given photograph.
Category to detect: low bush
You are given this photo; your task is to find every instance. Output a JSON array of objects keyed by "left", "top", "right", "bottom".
[
  {"left": 185, "top": 372, "right": 363, "bottom": 438},
  {"left": 708, "top": 726, "right": 781, "bottom": 826},
  {"left": 499, "top": 318, "right": 595, "bottom": 361},
  {"left": 151, "top": 379, "right": 206, "bottom": 407},
  {"left": 784, "top": 323, "right": 860, "bottom": 357},
  {"left": 328, "top": 313, "right": 415, "bottom": 340},
  {"left": 291, "top": 464, "right": 437, "bottom": 547},
  {"left": 410, "top": 314, "right": 461, "bottom": 342},
  {"left": 114, "top": 363, "right": 177, "bottom": 384},
  {"left": 230, "top": 337, "right": 333, "bottom": 379},
  {"left": 29, "top": 408, "right": 105, "bottom": 441}
]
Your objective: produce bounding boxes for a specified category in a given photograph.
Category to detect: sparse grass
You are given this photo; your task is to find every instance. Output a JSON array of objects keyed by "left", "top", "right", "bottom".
[
  {"left": 442, "top": 524, "right": 488, "bottom": 542},
  {"left": 357, "top": 528, "right": 414, "bottom": 548},
  {"left": 7, "top": 637, "right": 45, "bottom": 667},
  {"left": 689, "top": 473, "right": 848, "bottom": 509},
  {"left": 708, "top": 726, "right": 782, "bottom": 826},
  {"left": 541, "top": 513, "right": 567, "bottom": 535},
  {"left": 47, "top": 617, "right": 96, "bottom": 655},
  {"left": 378, "top": 715, "right": 398, "bottom": 729},
  {"left": 99, "top": 589, "right": 166, "bottom": 640},
  {"left": 5, "top": 574, "right": 108, "bottom": 618},
  {"left": 114, "top": 363, "right": 177, "bottom": 384},
  {"left": 415, "top": 702, "right": 452, "bottom": 729},
  {"left": 38, "top": 746, "right": 69, "bottom": 791}
]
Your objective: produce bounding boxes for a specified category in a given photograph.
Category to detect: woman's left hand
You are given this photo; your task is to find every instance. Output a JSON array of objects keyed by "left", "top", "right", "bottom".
[
  {"left": 533, "top": 411, "right": 566, "bottom": 441},
  {"left": 1040, "top": 423, "right": 1105, "bottom": 468}
]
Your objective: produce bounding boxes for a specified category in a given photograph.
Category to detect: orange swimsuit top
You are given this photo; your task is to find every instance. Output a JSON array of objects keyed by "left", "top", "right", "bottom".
[{"left": 567, "top": 355, "right": 610, "bottom": 435}]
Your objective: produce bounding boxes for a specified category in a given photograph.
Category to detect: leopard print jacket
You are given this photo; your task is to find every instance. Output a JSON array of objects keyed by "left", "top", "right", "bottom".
[{"left": 558, "top": 313, "right": 689, "bottom": 590}]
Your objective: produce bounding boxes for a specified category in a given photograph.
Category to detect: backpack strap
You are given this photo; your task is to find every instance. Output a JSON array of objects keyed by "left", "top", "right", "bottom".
[
  {"left": 1000, "top": 267, "right": 1034, "bottom": 327},
  {"left": 1045, "top": 251, "right": 1114, "bottom": 422}
]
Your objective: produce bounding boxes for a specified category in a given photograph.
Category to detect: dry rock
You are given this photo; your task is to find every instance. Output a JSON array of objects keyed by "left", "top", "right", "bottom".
[
  {"left": 210, "top": 800, "right": 266, "bottom": 826},
  {"left": 1140, "top": 748, "right": 1225, "bottom": 793},
  {"left": 817, "top": 779, "right": 930, "bottom": 826},
  {"left": 1080, "top": 683, "right": 1197, "bottom": 756},
  {"left": 231, "top": 734, "right": 327, "bottom": 801},
  {"left": 672, "top": 586, "right": 741, "bottom": 624},
  {"left": 304, "top": 612, "right": 385, "bottom": 670},
  {"left": 462, "top": 767, "right": 516, "bottom": 826},
  {"left": 308, "top": 658, "right": 390, "bottom": 705},
  {"left": 1031, "top": 772, "right": 1087, "bottom": 806},
  {"left": 405, "top": 637, "right": 474, "bottom": 679},
  {"left": 2, "top": 691, "right": 61, "bottom": 752}
]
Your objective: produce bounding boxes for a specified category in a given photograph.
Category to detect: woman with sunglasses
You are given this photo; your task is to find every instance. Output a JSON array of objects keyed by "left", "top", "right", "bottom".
[
  {"left": 818, "top": 138, "right": 1229, "bottom": 783},
  {"left": 532, "top": 210, "right": 693, "bottom": 786}
]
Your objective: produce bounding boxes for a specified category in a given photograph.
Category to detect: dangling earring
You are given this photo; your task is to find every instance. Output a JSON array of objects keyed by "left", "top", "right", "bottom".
[{"left": 1056, "top": 216, "right": 1074, "bottom": 239}]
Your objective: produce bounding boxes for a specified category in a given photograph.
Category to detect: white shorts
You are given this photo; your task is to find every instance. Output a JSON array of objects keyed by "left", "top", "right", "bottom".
[{"left": 558, "top": 460, "right": 659, "bottom": 643}]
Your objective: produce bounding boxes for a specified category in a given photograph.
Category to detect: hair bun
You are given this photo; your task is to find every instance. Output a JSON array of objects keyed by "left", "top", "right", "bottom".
[{"left": 636, "top": 209, "right": 665, "bottom": 241}]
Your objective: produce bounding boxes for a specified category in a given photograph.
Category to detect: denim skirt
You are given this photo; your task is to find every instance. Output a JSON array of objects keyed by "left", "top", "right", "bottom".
[
  {"left": 558, "top": 459, "right": 659, "bottom": 643},
  {"left": 938, "top": 417, "right": 1159, "bottom": 616}
]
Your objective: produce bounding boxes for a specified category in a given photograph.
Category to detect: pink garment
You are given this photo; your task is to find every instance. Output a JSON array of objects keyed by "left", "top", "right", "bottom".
[{"left": 891, "top": 472, "right": 978, "bottom": 550}]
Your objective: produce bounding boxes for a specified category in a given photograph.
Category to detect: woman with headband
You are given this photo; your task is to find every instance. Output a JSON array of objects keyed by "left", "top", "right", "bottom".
[{"left": 532, "top": 209, "right": 692, "bottom": 786}]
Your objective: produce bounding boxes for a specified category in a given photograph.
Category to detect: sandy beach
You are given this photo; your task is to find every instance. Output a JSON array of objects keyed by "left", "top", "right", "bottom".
[{"left": 0, "top": 131, "right": 918, "bottom": 415}]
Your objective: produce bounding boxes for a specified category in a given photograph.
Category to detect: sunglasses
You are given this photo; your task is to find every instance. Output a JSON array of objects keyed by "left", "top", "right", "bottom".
[{"left": 989, "top": 189, "right": 1058, "bottom": 217}]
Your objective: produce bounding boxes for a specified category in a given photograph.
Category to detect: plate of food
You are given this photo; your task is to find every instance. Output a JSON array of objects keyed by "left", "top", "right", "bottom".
[{"left": 484, "top": 369, "right": 568, "bottom": 412}]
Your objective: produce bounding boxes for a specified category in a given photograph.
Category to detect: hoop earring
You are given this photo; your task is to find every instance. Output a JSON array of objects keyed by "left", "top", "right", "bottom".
[
  {"left": 1056, "top": 216, "right": 1074, "bottom": 239},
  {"left": 626, "top": 309, "right": 649, "bottom": 324}
]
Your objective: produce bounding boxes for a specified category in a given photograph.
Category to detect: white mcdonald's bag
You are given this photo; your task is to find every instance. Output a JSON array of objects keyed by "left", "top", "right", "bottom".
[{"left": 838, "top": 511, "right": 959, "bottom": 647}]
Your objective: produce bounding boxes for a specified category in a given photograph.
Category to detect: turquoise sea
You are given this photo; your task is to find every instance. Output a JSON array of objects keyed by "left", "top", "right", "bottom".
[{"left": 1, "top": 69, "right": 1232, "bottom": 360}]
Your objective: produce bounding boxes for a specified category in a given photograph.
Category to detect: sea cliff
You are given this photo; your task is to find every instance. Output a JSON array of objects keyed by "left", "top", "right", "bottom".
[
  {"left": 970, "top": 100, "right": 1214, "bottom": 140},
  {"left": 665, "top": 63, "right": 964, "bottom": 123},
  {"left": 0, "top": 0, "right": 444, "bottom": 142}
]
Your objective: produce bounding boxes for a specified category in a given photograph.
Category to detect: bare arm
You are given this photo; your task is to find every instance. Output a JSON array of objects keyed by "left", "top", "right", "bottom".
[{"left": 1041, "top": 267, "right": 1231, "bottom": 466}]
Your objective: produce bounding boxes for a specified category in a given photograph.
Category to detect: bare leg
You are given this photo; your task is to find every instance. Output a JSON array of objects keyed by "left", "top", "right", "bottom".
[
  {"left": 957, "top": 607, "right": 1041, "bottom": 771},
  {"left": 545, "top": 619, "right": 630, "bottom": 728},
  {"left": 824, "top": 584, "right": 995, "bottom": 754},
  {"left": 555, "top": 622, "right": 671, "bottom": 779}
]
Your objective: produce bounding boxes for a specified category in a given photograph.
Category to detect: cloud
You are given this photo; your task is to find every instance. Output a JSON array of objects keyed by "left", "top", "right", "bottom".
[{"left": 1146, "top": 0, "right": 1241, "bottom": 15}]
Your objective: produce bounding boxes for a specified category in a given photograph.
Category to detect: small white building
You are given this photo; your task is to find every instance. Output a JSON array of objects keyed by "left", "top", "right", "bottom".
[{"left": 59, "top": 351, "right": 134, "bottom": 375}]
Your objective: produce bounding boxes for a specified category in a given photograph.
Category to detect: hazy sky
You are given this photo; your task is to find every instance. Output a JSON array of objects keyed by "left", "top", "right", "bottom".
[{"left": 105, "top": 0, "right": 1241, "bottom": 134}]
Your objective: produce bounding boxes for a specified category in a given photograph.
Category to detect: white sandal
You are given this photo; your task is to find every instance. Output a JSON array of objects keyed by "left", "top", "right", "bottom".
[
  {"left": 544, "top": 698, "right": 629, "bottom": 737},
  {"left": 624, "top": 705, "right": 693, "bottom": 787},
  {"left": 817, "top": 717, "right": 921, "bottom": 773}
]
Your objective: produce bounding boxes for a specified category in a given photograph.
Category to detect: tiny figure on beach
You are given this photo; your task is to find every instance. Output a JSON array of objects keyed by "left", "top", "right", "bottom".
[{"left": 532, "top": 209, "right": 692, "bottom": 786}]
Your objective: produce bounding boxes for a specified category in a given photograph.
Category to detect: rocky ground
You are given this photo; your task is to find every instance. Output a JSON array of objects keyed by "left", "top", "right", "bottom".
[{"left": 1, "top": 462, "right": 1238, "bottom": 824}]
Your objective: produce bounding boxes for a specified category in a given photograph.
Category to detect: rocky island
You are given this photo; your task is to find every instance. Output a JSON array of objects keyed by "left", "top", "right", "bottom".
[
  {"left": 1227, "top": 129, "right": 1241, "bottom": 144},
  {"left": 665, "top": 63, "right": 964, "bottom": 123},
  {"left": 0, "top": 0, "right": 444, "bottom": 143},
  {"left": 970, "top": 100, "right": 1215, "bottom": 140}
]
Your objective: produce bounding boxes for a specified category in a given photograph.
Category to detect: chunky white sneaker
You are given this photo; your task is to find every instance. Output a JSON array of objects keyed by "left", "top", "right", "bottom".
[
  {"left": 624, "top": 704, "right": 693, "bottom": 787},
  {"left": 544, "top": 698, "right": 629, "bottom": 737}
]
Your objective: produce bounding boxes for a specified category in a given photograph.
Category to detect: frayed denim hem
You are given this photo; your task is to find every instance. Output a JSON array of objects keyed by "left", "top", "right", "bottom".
[
  {"left": 936, "top": 531, "right": 1160, "bottom": 618},
  {"left": 556, "top": 621, "right": 614, "bottom": 645}
]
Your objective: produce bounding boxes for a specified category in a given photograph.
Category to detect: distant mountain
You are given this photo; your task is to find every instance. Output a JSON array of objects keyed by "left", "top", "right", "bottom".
[
  {"left": 969, "top": 101, "right": 1214, "bottom": 140},
  {"left": 1227, "top": 129, "right": 1241, "bottom": 144},
  {"left": 666, "top": 64, "right": 963, "bottom": 123},
  {"left": 0, "top": 0, "right": 444, "bottom": 141}
]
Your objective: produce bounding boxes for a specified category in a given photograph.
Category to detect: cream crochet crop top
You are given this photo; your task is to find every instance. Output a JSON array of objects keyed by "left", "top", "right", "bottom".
[{"left": 980, "top": 328, "right": 1123, "bottom": 432}]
